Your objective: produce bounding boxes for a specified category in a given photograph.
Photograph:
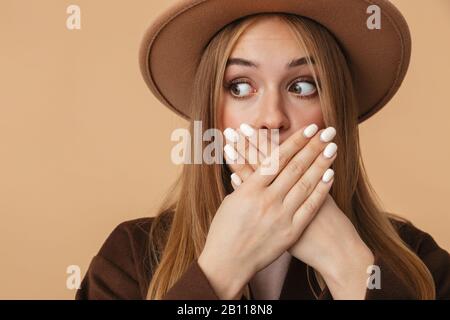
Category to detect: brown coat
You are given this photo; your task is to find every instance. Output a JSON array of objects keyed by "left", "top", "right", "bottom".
[{"left": 74, "top": 217, "right": 450, "bottom": 300}]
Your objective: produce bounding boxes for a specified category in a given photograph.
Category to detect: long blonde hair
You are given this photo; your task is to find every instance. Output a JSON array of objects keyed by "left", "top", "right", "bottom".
[{"left": 145, "top": 13, "right": 436, "bottom": 300}]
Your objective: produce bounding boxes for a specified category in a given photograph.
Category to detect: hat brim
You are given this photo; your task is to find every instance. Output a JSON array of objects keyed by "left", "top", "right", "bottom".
[{"left": 139, "top": 0, "right": 411, "bottom": 123}]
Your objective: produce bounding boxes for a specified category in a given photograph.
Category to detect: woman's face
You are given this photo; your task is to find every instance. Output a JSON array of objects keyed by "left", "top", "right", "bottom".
[{"left": 219, "top": 17, "right": 325, "bottom": 145}]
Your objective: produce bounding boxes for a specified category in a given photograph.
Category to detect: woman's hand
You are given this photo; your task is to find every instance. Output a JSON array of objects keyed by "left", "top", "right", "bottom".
[
  {"left": 288, "top": 193, "right": 375, "bottom": 299},
  {"left": 226, "top": 123, "right": 374, "bottom": 299},
  {"left": 197, "top": 124, "right": 337, "bottom": 299}
]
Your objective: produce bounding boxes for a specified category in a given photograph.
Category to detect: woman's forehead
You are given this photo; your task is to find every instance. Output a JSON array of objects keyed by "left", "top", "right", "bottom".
[
  {"left": 226, "top": 45, "right": 311, "bottom": 74},
  {"left": 229, "top": 19, "right": 308, "bottom": 64}
]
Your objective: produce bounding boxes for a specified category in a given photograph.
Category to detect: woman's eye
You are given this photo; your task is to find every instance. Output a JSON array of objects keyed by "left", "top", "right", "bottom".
[
  {"left": 226, "top": 79, "right": 317, "bottom": 100},
  {"left": 229, "top": 82, "right": 253, "bottom": 99},
  {"left": 290, "top": 80, "right": 317, "bottom": 98}
]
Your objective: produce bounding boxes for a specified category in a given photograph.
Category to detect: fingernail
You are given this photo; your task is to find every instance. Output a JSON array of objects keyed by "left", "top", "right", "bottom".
[
  {"left": 224, "top": 128, "right": 239, "bottom": 142},
  {"left": 240, "top": 123, "right": 254, "bottom": 137},
  {"left": 303, "top": 123, "right": 319, "bottom": 138},
  {"left": 323, "top": 142, "right": 338, "bottom": 158},
  {"left": 231, "top": 173, "right": 242, "bottom": 186},
  {"left": 322, "top": 168, "right": 335, "bottom": 183},
  {"left": 320, "top": 127, "right": 336, "bottom": 142},
  {"left": 224, "top": 144, "right": 238, "bottom": 161}
]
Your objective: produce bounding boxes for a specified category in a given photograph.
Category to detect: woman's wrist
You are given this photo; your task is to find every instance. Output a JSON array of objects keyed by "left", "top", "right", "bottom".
[
  {"left": 197, "top": 251, "right": 251, "bottom": 300},
  {"left": 319, "top": 236, "right": 375, "bottom": 299}
]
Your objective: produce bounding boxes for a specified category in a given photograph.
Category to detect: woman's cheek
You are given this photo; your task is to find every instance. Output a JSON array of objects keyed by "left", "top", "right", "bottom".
[
  {"left": 290, "top": 103, "right": 325, "bottom": 129},
  {"left": 221, "top": 106, "right": 246, "bottom": 130}
]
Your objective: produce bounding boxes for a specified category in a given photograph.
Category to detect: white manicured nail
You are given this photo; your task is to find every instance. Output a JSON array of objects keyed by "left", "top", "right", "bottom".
[
  {"left": 231, "top": 173, "right": 242, "bottom": 186},
  {"left": 303, "top": 123, "right": 319, "bottom": 138},
  {"left": 322, "top": 168, "right": 335, "bottom": 183},
  {"left": 320, "top": 127, "right": 336, "bottom": 142},
  {"left": 240, "top": 123, "right": 254, "bottom": 137},
  {"left": 224, "top": 144, "right": 238, "bottom": 161},
  {"left": 224, "top": 128, "right": 239, "bottom": 142},
  {"left": 323, "top": 142, "right": 338, "bottom": 158}
]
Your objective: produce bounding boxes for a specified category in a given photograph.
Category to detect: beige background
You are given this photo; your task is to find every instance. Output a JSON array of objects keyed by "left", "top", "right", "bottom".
[{"left": 0, "top": 0, "right": 449, "bottom": 299}]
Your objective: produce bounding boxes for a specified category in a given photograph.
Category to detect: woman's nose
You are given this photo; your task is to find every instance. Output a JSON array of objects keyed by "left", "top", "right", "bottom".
[{"left": 254, "top": 98, "right": 289, "bottom": 132}]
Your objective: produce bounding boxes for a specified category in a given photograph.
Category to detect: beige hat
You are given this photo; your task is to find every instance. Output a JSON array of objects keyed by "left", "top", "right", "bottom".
[{"left": 139, "top": 0, "right": 411, "bottom": 123}]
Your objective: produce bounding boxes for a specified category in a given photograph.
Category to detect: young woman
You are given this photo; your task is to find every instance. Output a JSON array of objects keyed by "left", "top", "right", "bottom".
[{"left": 75, "top": 0, "right": 450, "bottom": 300}]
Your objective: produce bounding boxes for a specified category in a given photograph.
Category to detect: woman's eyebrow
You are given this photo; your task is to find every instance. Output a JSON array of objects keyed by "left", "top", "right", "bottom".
[{"left": 226, "top": 56, "right": 315, "bottom": 69}]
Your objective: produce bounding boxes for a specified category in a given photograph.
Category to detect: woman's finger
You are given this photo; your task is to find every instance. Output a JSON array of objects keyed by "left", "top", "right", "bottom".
[
  {"left": 252, "top": 126, "right": 279, "bottom": 159},
  {"left": 282, "top": 145, "right": 337, "bottom": 214},
  {"left": 268, "top": 127, "right": 335, "bottom": 199},
  {"left": 291, "top": 169, "right": 334, "bottom": 234},
  {"left": 230, "top": 173, "right": 242, "bottom": 190},
  {"left": 238, "top": 123, "right": 275, "bottom": 159},
  {"left": 246, "top": 123, "right": 320, "bottom": 188},
  {"left": 234, "top": 126, "right": 265, "bottom": 170},
  {"left": 235, "top": 124, "right": 279, "bottom": 166},
  {"left": 223, "top": 129, "right": 255, "bottom": 181}
]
